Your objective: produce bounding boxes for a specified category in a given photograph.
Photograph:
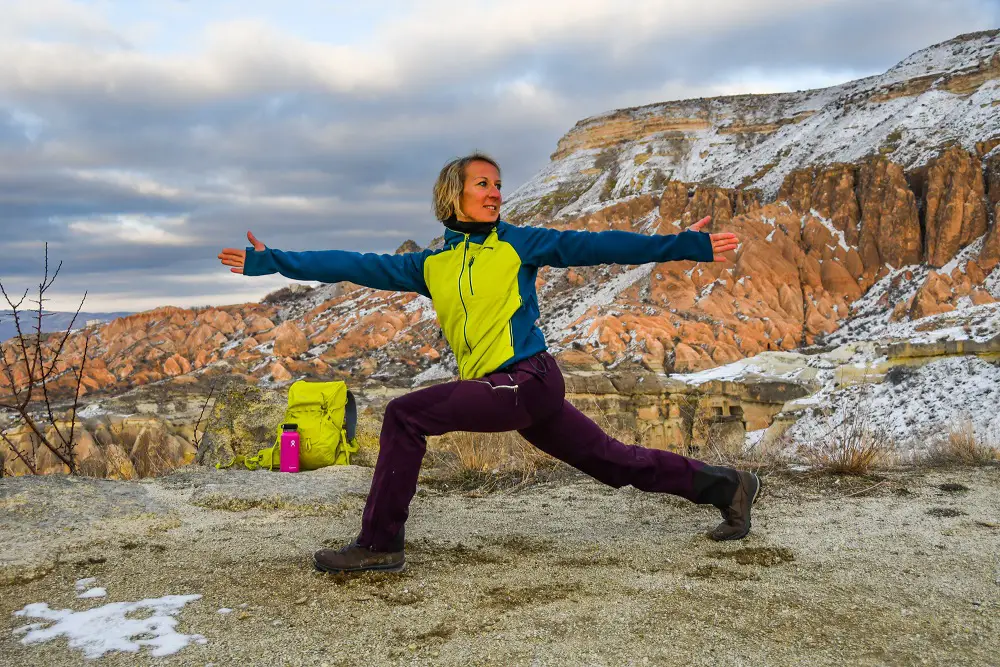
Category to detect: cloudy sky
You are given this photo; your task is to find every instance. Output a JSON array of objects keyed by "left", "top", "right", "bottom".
[{"left": 1, "top": 0, "right": 998, "bottom": 312}]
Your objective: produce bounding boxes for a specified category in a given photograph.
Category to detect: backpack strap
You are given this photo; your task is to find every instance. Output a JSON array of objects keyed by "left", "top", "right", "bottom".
[
  {"left": 344, "top": 389, "right": 358, "bottom": 442},
  {"left": 215, "top": 445, "right": 276, "bottom": 471}
]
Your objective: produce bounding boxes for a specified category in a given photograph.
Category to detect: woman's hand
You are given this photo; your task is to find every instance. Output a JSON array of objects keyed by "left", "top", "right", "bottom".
[
  {"left": 687, "top": 216, "right": 740, "bottom": 262},
  {"left": 218, "top": 231, "right": 266, "bottom": 274}
]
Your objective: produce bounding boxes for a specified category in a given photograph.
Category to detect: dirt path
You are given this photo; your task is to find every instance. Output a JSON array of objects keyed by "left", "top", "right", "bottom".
[{"left": 1, "top": 466, "right": 998, "bottom": 666}]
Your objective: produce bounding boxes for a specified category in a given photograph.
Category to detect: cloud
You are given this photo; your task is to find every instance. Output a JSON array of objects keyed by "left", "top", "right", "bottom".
[
  {"left": 0, "top": 0, "right": 997, "bottom": 311},
  {"left": 0, "top": 0, "right": 129, "bottom": 47},
  {"left": 66, "top": 214, "right": 195, "bottom": 246}
]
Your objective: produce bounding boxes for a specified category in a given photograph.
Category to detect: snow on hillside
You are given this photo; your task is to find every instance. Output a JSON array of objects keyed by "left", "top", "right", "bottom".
[{"left": 783, "top": 354, "right": 1000, "bottom": 453}]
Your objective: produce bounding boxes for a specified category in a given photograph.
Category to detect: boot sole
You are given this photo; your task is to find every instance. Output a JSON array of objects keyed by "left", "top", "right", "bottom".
[
  {"left": 749, "top": 472, "right": 761, "bottom": 505},
  {"left": 313, "top": 559, "right": 406, "bottom": 574}
]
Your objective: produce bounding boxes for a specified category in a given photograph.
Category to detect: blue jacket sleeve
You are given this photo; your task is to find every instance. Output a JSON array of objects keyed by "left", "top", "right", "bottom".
[
  {"left": 513, "top": 225, "right": 714, "bottom": 267},
  {"left": 243, "top": 247, "right": 431, "bottom": 297}
]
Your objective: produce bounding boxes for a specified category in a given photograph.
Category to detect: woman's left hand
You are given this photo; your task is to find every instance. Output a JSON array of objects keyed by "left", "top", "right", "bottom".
[{"left": 687, "top": 216, "right": 740, "bottom": 262}]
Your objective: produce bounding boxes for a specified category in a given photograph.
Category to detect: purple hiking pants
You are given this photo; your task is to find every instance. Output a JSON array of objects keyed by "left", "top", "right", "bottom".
[{"left": 357, "top": 351, "right": 738, "bottom": 551}]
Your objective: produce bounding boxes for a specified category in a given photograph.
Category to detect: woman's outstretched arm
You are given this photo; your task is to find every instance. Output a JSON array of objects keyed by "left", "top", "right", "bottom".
[
  {"left": 218, "top": 231, "right": 431, "bottom": 297},
  {"left": 512, "top": 216, "right": 738, "bottom": 268}
]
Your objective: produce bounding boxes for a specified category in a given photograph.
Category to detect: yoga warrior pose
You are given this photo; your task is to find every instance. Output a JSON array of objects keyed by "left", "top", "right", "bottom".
[{"left": 218, "top": 153, "right": 760, "bottom": 573}]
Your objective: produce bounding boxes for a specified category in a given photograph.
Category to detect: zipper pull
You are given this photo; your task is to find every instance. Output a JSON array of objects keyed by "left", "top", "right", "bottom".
[{"left": 468, "top": 257, "right": 475, "bottom": 267}]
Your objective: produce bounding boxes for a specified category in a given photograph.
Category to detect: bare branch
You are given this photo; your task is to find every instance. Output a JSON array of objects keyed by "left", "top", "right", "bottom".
[
  {"left": 64, "top": 328, "right": 92, "bottom": 474},
  {"left": 0, "top": 243, "right": 87, "bottom": 475},
  {"left": 0, "top": 281, "right": 38, "bottom": 410},
  {"left": 41, "top": 290, "right": 88, "bottom": 384},
  {"left": 26, "top": 246, "right": 53, "bottom": 386},
  {"left": 194, "top": 380, "right": 219, "bottom": 464},
  {"left": 39, "top": 346, "right": 63, "bottom": 450},
  {"left": 0, "top": 427, "right": 37, "bottom": 475},
  {"left": 0, "top": 280, "right": 29, "bottom": 310}
]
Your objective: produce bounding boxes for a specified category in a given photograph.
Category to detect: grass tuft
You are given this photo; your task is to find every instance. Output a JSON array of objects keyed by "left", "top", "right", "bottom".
[
  {"left": 423, "top": 430, "right": 568, "bottom": 493},
  {"left": 924, "top": 417, "right": 998, "bottom": 466}
]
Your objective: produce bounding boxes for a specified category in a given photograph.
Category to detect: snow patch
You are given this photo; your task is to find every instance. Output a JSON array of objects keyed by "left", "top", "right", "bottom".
[
  {"left": 13, "top": 594, "right": 206, "bottom": 659},
  {"left": 808, "top": 209, "right": 850, "bottom": 251},
  {"left": 74, "top": 578, "right": 97, "bottom": 591},
  {"left": 76, "top": 403, "right": 106, "bottom": 419},
  {"left": 77, "top": 588, "right": 107, "bottom": 599}
]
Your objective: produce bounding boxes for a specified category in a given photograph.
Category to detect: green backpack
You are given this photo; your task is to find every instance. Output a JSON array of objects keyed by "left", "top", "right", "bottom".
[{"left": 220, "top": 380, "right": 360, "bottom": 471}]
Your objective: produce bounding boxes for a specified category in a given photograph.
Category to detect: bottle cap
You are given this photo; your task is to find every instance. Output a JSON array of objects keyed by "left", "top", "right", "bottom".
[{"left": 282, "top": 423, "right": 298, "bottom": 431}]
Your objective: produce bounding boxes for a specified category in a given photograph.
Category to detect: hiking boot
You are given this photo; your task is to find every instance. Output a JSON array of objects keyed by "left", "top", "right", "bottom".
[
  {"left": 709, "top": 470, "right": 760, "bottom": 541},
  {"left": 313, "top": 541, "right": 405, "bottom": 573}
]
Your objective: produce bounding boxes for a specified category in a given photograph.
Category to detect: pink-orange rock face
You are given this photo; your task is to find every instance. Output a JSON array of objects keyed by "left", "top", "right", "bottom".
[
  {"left": 271, "top": 321, "right": 309, "bottom": 358},
  {"left": 923, "top": 147, "right": 989, "bottom": 267},
  {"left": 658, "top": 181, "right": 689, "bottom": 226},
  {"left": 909, "top": 271, "right": 956, "bottom": 319},
  {"left": 270, "top": 362, "right": 293, "bottom": 382},
  {"left": 857, "top": 158, "right": 922, "bottom": 273},
  {"left": 243, "top": 314, "right": 275, "bottom": 335},
  {"left": 779, "top": 164, "right": 860, "bottom": 246},
  {"left": 163, "top": 354, "right": 192, "bottom": 377}
]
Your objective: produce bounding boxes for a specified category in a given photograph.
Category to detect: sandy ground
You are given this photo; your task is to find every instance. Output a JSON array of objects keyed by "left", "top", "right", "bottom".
[{"left": 1, "top": 465, "right": 998, "bottom": 667}]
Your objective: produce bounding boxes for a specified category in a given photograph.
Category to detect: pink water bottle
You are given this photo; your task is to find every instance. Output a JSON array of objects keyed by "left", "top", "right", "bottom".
[{"left": 279, "top": 423, "right": 300, "bottom": 473}]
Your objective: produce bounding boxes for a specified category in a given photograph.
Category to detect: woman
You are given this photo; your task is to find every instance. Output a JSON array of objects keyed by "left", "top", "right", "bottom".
[{"left": 218, "top": 153, "right": 759, "bottom": 574}]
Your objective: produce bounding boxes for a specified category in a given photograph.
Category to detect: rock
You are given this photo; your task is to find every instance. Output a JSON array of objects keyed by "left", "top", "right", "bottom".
[
  {"left": 270, "top": 362, "right": 293, "bottom": 382},
  {"left": 673, "top": 342, "right": 710, "bottom": 373},
  {"left": 969, "top": 288, "right": 996, "bottom": 305},
  {"left": 910, "top": 272, "right": 956, "bottom": 320},
  {"left": 857, "top": 157, "right": 922, "bottom": 272},
  {"left": 923, "top": 147, "right": 989, "bottom": 267},
  {"left": 820, "top": 259, "right": 863, "bottom": 302},
  {"left": 658, "top": 181, "right": 689, "bottom": 226},
  {"left": 187, "top": 466, "right": 374, "bottom": 511},
  {"left": 395, "top": 240, "right": 422, "bottom": 254},
  {"left": 243, "top": 314, "right": 276, "bottom": 335},
  {"left": 271, "top": 322, "right": 309, "bottom": 358},
  {"left": 163, "top": 353, "right": 192, "bottom": 377},
  {"left": 779, "top": 163, "right": 861, "bottom": 246}
]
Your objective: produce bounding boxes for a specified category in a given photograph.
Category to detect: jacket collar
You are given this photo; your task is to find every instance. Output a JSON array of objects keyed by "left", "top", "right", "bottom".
[{"left": 442, "top": 218, "right": 501, "bottom": 247}]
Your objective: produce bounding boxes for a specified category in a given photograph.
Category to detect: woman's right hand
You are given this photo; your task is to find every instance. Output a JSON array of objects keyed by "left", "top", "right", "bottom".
[{"left": 218, "top": 231, "right": 266, "bottom": 274}]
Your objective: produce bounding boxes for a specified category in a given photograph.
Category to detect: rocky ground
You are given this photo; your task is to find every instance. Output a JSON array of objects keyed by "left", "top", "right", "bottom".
[{"left": 1, "top": 464, "right": 998, "bottom": 666}]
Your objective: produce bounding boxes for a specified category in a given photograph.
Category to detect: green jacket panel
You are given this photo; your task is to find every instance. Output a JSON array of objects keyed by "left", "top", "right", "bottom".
[{"left": 423, "top": 227, "right": 522, "bottom": 380}]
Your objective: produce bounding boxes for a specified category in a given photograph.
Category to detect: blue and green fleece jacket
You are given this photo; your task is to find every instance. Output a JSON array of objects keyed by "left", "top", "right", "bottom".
[{"left": 244, "top": 222, "right": 713, "bottom": 380}]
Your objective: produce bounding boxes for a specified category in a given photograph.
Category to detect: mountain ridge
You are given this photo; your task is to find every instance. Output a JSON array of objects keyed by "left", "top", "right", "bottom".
[{"left": 503, "top": 29, "right": 1000, "bottom": 222}]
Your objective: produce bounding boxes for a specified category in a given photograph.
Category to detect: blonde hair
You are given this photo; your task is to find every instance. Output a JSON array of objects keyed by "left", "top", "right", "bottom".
[{"left": 432, "top": 153, "right": 501, "bottom": 221}]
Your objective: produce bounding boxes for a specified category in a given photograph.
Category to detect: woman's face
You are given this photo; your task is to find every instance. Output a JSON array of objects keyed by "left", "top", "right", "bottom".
[{"left": 457, "top": 160, "right": 502, "bottom": 223}]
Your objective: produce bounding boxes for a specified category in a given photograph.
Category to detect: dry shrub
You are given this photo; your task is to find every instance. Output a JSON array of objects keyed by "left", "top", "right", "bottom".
[
  {"left": 784, "top": 371, "right": 901, "bottom": 475},
  {"left": 802, "top": 395, "right": 893, "bottom": 475},
  {"left": 678, "top": 401, "right": 787, "bottom": 474},
  {"left": 925, "top": 417, "right": 999, "bottom": 466},
  {"left": 425, "top": 430, "right": 565, "bottom": 493},
  {"left": 706, "top": 430, "right": 790, "bottom": 474}
]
